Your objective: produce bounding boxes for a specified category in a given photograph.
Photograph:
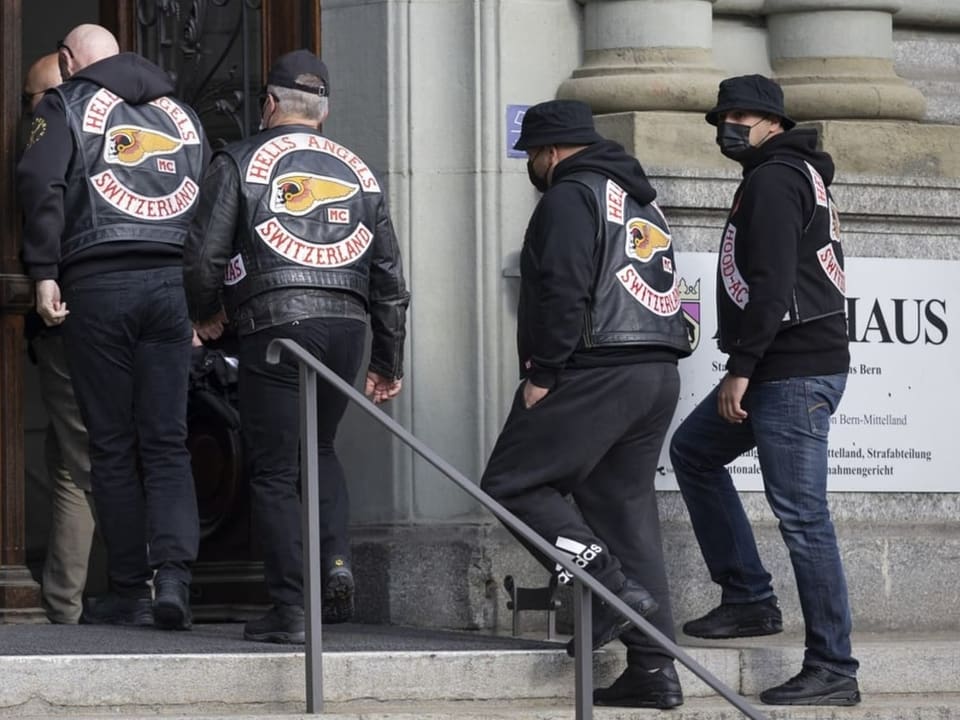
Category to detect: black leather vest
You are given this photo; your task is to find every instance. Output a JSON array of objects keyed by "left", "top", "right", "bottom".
[
  {"left": 219, "top": 126, "right": 384, "bottom": 314},
  {"left": 555, "top": 172, "right": 691, "bottom": 354},
  {"left": 716, "top": 157, "right": 845, "bottom": 352},
  {"left": 56, "top": 80, "right": 204, "bottom": 261}
]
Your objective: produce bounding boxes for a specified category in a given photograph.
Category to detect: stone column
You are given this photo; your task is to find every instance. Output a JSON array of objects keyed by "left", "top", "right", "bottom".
[
  {"left": 765, "top": 0, "right": 926, "bottom": 121},
  {"left": 559, "top": 0, "right": 730, "bottom": 170},
  {"left": 559, "top": 0, "right": 723, "bottom": 113}
]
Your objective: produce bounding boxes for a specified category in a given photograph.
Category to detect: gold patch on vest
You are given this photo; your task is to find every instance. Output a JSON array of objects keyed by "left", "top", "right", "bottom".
[{"left": 26, "top": 116, "right": 47, "bottom": 149}]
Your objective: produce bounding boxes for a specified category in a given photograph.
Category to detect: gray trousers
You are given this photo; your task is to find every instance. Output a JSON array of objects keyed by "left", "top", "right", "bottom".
[{"left": 33, "top": 331, "right": 96, "bottom": 623}]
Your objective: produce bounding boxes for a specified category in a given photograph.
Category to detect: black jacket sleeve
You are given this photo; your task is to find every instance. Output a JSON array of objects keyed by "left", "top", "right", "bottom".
[
  {"left": 726, "top": 164, "right": 812, "bottom": 378},
  {"left": 367, "top": 195, "right": 410, "bottom": 380},
  {"left": 17, "top": 94, "right": 73, "bottom": 280},
  {"left": 183, "top": 153, "right": 240, "bottom": 322},
  {"left": 526, "top": 182, "right": 598, "bottom": 388}
]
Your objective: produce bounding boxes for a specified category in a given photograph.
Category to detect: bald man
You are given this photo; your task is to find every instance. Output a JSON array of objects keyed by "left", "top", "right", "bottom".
[
  {"left": 18, "top": 25, "right": 209, "bottom": 631},
  {"left": 21, "top": 52, "right": 97, "bottom": 625}
]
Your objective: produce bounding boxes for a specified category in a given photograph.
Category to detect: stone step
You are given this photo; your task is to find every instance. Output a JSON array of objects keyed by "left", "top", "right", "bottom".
[
  {"left": 1, "top": 630, "right": 957, "bottom": 716},
  {"left": 7, "top": 695, "right": 960, "bottom": 720}
]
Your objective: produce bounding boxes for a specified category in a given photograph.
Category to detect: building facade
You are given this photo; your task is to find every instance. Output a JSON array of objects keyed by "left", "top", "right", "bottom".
[{"left": 2, "top": 0, "right": 959, "bottom": 632}]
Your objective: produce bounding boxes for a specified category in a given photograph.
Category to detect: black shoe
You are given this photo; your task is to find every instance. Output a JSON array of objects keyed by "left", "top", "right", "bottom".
[
  {"left": 322, "top": 558, "right": 355, "bottom": 624},
  {"left": 81, "top": 593, "right": 154, "bottom": 626},
  {"left": 244, "top": 604, "right": 305, "bottom": 644},
  {"left": 565, "top": 578, "right": 659, "bottom": 657},
  {"left": 594, "top": 663, "right": 684, "bottom": 709},
  {"left": 154, "top": 578, "right": 192, "bottom": 630},
  {"left": 682, "top": 597, "right": 782, "bottom": 639},
  {"left": 760, "top": 666, "right": 861, "bottom": 706}
]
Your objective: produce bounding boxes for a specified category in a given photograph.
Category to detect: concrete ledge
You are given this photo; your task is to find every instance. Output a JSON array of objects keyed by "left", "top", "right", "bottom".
[{"left": 1, "top": 633, "right": 957, "bottom": 714}]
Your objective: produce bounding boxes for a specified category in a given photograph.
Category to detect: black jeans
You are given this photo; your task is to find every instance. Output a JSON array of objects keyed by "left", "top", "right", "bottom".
[
  {"left": 481, "top": 362, "right": 681, "bottom": 668},
  {"left": 239, "top": 317, "right": 366, "bottom": 607},
  {"left": 62, "top": 267, "right": 198, "bottom": 594}
]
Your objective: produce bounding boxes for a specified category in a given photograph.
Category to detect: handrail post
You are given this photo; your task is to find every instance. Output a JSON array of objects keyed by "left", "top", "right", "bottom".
[
  {"left": 573, "top": 579, "right": 593, "bottom": 720},
  {"left": 300, "top": 363, "right": 323, "bottom": 713}
]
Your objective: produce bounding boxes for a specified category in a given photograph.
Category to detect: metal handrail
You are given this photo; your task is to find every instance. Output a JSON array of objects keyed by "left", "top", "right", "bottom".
[{"left": 266, "top": 338, "right": 768, "bottom": 720}]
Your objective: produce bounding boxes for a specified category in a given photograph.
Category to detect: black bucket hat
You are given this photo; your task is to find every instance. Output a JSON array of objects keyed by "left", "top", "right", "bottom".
[
  {"left": 513, "top": 99, "right": 604, "bottom": 151},
  {"left": 705, "top": 74, "right": 795, "bottom": 130}
]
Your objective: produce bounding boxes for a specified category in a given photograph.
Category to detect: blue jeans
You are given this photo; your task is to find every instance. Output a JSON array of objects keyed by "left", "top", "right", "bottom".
[
  {"left": 63, "top": 267, "right": 199, "bottom": 594},
  {"left": 669, "top": 374, "right": 858, "bottom": 677}
]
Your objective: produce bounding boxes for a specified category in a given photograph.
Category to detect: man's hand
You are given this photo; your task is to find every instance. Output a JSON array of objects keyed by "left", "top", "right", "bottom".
[
  {"left": 365, "top": 371, "right": 402, "bottom": 405},
  {"left": 195, "top": 308, "right": 227, "bottom": 342},
  {"left": 523, "top": 380, "right": 550, "bottom": 409},
  {"left": 35, "top": 279, "right": 68, "bottom": 327},
  {"left": 718, "top": 373, "right": 750, "bottom": 423}
]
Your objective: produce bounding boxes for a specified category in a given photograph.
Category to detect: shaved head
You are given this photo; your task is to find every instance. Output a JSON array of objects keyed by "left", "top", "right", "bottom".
[
  {"left": 24, "top": 53, "right": 62, "bottom": 111},
  {"left": 60, "top": 24, "right": 119, "bottom": 79}
]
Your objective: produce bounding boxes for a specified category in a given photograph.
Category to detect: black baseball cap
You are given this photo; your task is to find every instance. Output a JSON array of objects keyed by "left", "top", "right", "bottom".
[
  {"left": 267, "top": 49, "right": 329, "bottom": 97},
  {"left": 513, "top": 99, "right": 604, "bottom": 151},
  {"left": 705, "top": 74, "right": 795, "bottom": 129}
]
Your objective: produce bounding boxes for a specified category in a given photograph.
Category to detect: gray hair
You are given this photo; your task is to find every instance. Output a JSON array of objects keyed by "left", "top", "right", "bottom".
[{"left": 268, "top": 73, "right": 328, "bottom": 121}]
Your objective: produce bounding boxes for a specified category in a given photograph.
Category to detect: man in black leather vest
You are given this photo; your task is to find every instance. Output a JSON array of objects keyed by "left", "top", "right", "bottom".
[
  {"left": 670, "top": 74, "right": 859, "bottom": 706},
  {"left": 184, "top": 50, "right": 410, "bottom": 643},
  {"left": 18, "top": 24, "right": 207, "bottom": 631},
  {"left": 480, "top": 100, "right": 690, "bottom": 709}
]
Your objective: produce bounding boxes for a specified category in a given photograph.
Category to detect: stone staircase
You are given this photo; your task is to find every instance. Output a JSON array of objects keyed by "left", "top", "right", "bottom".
[{"left": 2, "top": 624, "right": 958, "bottom": 719}]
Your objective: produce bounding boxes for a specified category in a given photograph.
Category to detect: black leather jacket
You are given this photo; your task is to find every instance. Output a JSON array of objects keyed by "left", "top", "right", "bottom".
[{"left": 183, "top": 124, "right": 409, "bottom": 379}]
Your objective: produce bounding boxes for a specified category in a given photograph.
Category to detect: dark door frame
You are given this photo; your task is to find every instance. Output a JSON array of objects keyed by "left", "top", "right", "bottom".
[{"left": 0, "top": 0, "right": 321, "bottom": 621}]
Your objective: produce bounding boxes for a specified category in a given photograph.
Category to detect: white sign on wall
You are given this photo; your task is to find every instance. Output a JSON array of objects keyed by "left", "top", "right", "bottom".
[{"left": 659, "top": 252, "right": 954, "bottom": 492}]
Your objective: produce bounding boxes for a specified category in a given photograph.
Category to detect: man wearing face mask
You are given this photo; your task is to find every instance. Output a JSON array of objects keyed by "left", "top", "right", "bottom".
[
  {"left": 669, "top": 75, "right": 858, "bottom": 706},
  {"left": 481, "top": 100, "right": 690, "bottom": 709},
  {"left": 184, "top": 50, "right": 410, "bottom": 643}
]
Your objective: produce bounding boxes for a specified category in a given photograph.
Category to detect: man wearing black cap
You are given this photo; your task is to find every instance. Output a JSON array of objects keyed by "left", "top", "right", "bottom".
[
  {"left": 480, "top": 99, "right": 691, "bottom": 709},
  {"left": 669, "top": 74, "right": 859, "bottom": 706},
  {"left": 184, "top": 49, "right": 410, "bottom": 643},
  {"left": 18, "top": 24, "right": 207, "bottom": 631}
]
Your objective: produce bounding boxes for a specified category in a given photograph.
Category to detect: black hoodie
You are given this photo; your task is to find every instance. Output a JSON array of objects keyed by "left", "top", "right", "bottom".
[
  {"left": 719, "top": 128, "right": 849, "bottom": 381},
  {"left": 18, "top": 53, "right": 209, "bottom": 283},
  {"left": 518, "top": 140, "right": 680, "bottom": 388}
]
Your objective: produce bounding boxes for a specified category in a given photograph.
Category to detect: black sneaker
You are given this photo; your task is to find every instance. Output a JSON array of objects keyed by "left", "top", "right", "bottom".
[
  {"left": 682, "top": 597, "right": 782, "bottom": 639},
  {"left": 243, "top": 604, "right": 305, "bottom": 644},
  {"left": 322, "top": 558, "right": 355, "bottom": 624},
  {"left": 760, "top": 666, "right": 861, "bottom": 706},
  {"left": 81, "top": 593, "right": 154, "bottom": 626},
  {"left": 154, "top": 578, "right": 192, "bottom": 631},
  {"left": 594, "top": 663, "right": 684, "bottom": 709},
  {"left": 565, "top": 578, "right": 659, "bottom": 657}
]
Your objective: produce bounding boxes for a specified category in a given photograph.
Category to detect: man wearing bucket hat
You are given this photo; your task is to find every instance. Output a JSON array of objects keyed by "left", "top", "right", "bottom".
[
  {"left": 670, "top": 75, "right": 859, "bottom": 705},
  {"left": 481, "top": 99, "right": 691, "bottom": 709}
]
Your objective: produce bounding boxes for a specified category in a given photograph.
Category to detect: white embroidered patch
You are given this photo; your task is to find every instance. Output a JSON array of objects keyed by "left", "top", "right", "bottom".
[
  {"left": 244, "top": 133, "right": 381, "bottom": 193},
  {"left": 817, "top": 243, "right": 846, "bottom": 295},
  {"left": 90, "top": 171, "right": 198, "bottom": 220},
  {"left": 605, "top": 179, "right": 626, "bottom": 225},
  {"left": 223, "top": 254, "right": 247, "bottom": 286},
  {"left": 719, "top": 223, "right": 749, "bottom": 309},
  {"left": 616, "top": 266, "right": 682, "bottom": 316},
  {"left": 255, "top": 218, "right": 373, "bottom": 268}
]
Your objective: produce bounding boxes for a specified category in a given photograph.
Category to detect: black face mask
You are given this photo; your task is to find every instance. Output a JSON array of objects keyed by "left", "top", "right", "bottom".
[
  {"left": 716, "top": 119, "right": 767, "bottom": 164},
  {"left": 526, "top": 159, "right": 550, "bottom": 192}
]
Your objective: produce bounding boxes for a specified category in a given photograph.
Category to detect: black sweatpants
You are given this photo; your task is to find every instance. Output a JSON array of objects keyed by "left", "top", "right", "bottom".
[{"left": 481, "top": 361, "right": 680, "bottom": 668}]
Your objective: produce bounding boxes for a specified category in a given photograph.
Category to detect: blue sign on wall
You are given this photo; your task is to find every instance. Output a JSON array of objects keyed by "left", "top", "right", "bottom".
[{"left": 506, "top": 104, "right": 529, "bottom": 159}]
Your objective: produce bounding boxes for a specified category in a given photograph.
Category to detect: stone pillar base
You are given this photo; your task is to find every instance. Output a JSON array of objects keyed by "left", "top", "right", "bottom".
[
  {"left": 593, "top": 111, "right": 727, "bottom": 171},
  {"left": 776, "top": 58, "right": 927, "bottom": 121},
  {"left": 808, "top": 119, "right": 960, "bottom": 178}
]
